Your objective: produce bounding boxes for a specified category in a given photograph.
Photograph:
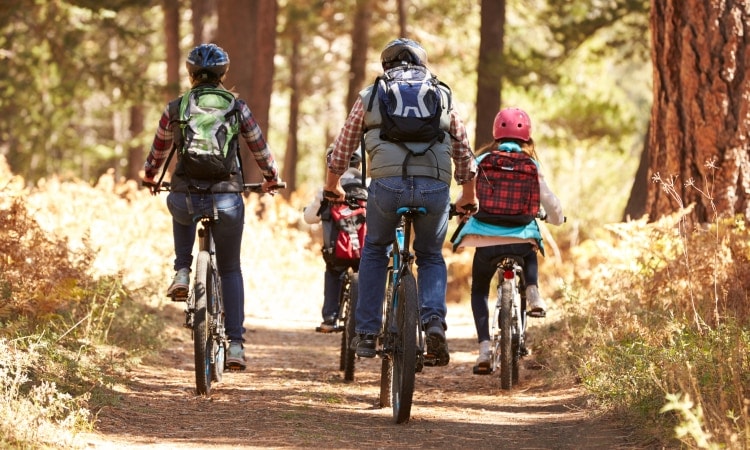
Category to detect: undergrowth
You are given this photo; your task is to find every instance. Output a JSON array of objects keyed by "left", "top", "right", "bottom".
[
  {"left": 536, "top": 162, "right": 750, "bottom": 448},
  {"left": 2, "top": 155, "right": 748, "bottom": 449}
]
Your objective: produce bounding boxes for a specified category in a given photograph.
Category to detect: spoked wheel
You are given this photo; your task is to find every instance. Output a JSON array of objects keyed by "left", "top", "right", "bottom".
[
  {"left": 208, "top": 263, "right": 225, "bottom": 384},
  {"left": 379, "top": 269, "right": 395, "bottom": 408},
  {"left": 499, "top": 280, "right": 513, "bottom": 390},
  {"left": 342, "top": 272, "right": 358, "bottom": 381},
  {"left": 391, "top": 272, "right": 417, "bottom": 424},
  {"left": 193, "top": 251, "right": 213, "bottom": 395}
]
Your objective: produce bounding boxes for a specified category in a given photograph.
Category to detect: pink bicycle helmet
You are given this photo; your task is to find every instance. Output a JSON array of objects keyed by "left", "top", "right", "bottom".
[{"left": 492, "top": 107, "right": 532, "bottom": 141}]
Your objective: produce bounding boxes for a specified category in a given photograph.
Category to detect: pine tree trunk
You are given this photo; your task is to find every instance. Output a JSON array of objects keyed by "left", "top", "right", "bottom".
[
  {"left": 475, "top": 0, "right": 505, "bottom": 150},
  {"left": 647, "top": 0, "right": 750, "bottom": 222}
]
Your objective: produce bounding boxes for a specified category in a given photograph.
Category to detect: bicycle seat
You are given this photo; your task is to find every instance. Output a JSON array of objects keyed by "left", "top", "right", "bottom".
[
  {"left": 396, "top": 206, "right": 427, "bottom": 217},
  {"left": 489, "top": 255, "right": 524, "bottom": 269}
]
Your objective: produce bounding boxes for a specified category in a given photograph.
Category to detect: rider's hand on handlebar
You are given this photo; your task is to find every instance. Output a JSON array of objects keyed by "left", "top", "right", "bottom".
[
  {"left": 142, "top": 177, "right": 158, "bottom": 196},
  {"left": 323, "top": 184, "right": 345, "bottom": 202},
  {"left": 262, "top": 179, "right": 282, "bottom": 196}
]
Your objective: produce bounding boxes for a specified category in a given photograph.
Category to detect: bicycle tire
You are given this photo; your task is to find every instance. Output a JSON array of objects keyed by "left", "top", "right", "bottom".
[
  {"left": 499, "top": 278, "right": 513, "bottom": 390},
  {"left": 338, "top": 271, "right": 351, "bottom": 371},
  {"left": 392, "top": 272, "right": 417, "bottom": 424},
  {"left": 342, "top": 272, "right": 358, "bottom": 381},
  {"left": 209, "top": 261, "right": 225, "bottom": 383},
  {"left": 193, "top": 251, "right": 212, "bottom": 395},
  {"left": 379, "top": 268, "right": 395, "bottom": 408}
]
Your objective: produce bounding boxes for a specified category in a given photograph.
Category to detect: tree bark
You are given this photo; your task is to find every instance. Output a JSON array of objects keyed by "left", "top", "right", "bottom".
[
  {"left": 217, "top": 0, "right": 277, "bottom": 183},
  {"left": 622, "top": 123, "right": 650, "bottom": 221},
  {"left": 647, "top": 0, "right": 750, "bottom": 222},
  {"left": 345, "top": 0, "right": 372, "bottom": 112},
  {"left": 282, "top": 29, "right": 300, "bottom": 198},
  {"left": 163, "top": 0, "right": 180, "bottom": 100},
  {"left": 475, "top": 0, "right": 505, "bottom": 151}
]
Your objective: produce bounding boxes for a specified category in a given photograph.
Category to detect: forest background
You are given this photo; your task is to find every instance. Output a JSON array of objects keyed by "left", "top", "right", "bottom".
[{"left": 0, "top": 0, "right": 749, "bottom": 449}]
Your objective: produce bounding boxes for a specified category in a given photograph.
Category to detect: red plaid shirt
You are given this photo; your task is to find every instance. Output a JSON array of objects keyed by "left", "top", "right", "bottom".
[{"left": 327, "top": 97, "right": 476, "bottom": 184}]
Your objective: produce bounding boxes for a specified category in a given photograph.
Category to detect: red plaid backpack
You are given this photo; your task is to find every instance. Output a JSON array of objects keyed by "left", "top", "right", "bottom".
[{"left": 474, "top": 150, "right": 540, "bottom": 227}]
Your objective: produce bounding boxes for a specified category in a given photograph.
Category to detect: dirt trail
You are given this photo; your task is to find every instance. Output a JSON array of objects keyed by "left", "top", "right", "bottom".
[{"left": 79, "top": 304, "right": 642, "bottom": 449}]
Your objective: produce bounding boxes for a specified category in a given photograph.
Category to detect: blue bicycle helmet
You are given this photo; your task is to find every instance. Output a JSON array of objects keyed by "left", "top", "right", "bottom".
[
  {"left": 186, "top": 43, "right": 230, "bottom": 81},
  {"left": 380, "top": 38, "right": 428, "bottom": 70}
]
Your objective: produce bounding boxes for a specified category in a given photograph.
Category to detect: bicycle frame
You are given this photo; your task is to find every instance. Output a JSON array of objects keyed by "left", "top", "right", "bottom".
[
  {"left": 490, "top": 255, "right": 527, "bottom": 390},
  {"left": 378, "top": 206, "right": 425, "bottom": 424},
  {"left": 145, "top": 180, "right": 285, "bottom": 395}
]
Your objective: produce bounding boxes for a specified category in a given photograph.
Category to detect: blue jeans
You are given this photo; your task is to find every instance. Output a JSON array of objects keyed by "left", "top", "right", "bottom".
[
  {"left": 167, "top": 192, "right": 246, "bottom": 343},
  {"left": 355, "top": 176, "right": 450, "bottom": 335},
  {"left": 470, "top": 243, "right": 538, "bottom": 343},
  {"left": 322, "top": 266, "right": 345, "bottom": 319}
]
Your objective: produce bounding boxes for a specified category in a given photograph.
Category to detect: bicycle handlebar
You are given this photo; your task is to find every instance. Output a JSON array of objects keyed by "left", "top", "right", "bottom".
[
  {"left": 448, "top": 203, "right": 477, "bottom": 219},
  {"left": 142, "top": 181, "right": 287, "bottom": 194}
]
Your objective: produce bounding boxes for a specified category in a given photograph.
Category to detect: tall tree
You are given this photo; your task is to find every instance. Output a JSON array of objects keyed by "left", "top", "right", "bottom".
[
  {"left": 646, "top": 1, "right": 749, "bottom": 222},
  {"left": 217, "top": 0, "right": 277, "bottom": 183},
  {"left": 345, "top": 0, "right": 372, "bottom": 111},
  {"left": 475, "top": 0, "right": 505, "bottom": 150},
  {"left": 281, "top": 21, "right": 301, "bottom": 197},
  {"left": 163, "top": 0, "right": 180, "bottom": 100}
]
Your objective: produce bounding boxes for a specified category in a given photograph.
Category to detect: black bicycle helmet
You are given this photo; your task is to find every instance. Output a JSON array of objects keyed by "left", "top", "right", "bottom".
[
  {"left": 186, "top": 43, "right": 230, "bottom": 82},
  {"left": 380, "top": 38, "right": 428, "bottom": 70}
]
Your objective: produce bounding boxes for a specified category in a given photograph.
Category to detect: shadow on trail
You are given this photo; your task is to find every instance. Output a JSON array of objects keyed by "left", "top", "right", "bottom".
[{"left": 89, "top": 317, "right": 636, "bottom": 449}]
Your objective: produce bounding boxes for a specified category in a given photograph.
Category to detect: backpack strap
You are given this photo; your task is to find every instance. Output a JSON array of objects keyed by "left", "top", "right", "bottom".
[{"left": 156, "top": 99, "right": 183, "bottom": 187}]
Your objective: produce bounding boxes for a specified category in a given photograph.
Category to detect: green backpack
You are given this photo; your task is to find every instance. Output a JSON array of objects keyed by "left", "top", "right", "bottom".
[{"left": 177, "top": 87, "right": 240, "bottom": 180}]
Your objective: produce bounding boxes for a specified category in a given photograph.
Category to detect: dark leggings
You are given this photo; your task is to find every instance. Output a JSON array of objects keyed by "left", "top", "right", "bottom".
[{"left": 470, "top": 243, "right": 538, "bottom": 343}]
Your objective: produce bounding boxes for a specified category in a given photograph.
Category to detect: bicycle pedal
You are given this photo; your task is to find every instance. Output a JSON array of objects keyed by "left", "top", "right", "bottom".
[
  {"left": 528, "top": 309, "right": 546, "bottom": 318},
  {"left": 473, "top": 365, "right": 492, "bottom": 375}
]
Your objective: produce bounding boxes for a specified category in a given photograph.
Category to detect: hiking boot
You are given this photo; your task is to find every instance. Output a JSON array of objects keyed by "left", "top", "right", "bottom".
[
  {"left": 473, "top": 340, "right": 492, "bottom": 375},
  {"left": 226, "top": 342, "right": 246, "bottom": 370},
  {"left": 316, "top": 315, "right": 337, "bottom": 333},
  {"left": 423, "top": 317, "right": 449, "bottom": 367},
  {"left": 526, "top": 285, "right": 546, "bottom": 318},
  {"left": 353, "top": 333, "right": 377, "bottom": 358},
  {"left": 167, "top": 268, "right": 190, "bottom": 300}
]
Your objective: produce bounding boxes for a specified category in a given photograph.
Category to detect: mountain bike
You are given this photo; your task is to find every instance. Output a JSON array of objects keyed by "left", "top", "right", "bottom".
[
  {"left": 450, "top": 205, "right": 558, "bottom": 390},
  {"left": 146, "top": 180, "right": 285, "bottom": 395},
  {"left": 315, "top": 267, "right": 359, "bottom": 382},
  {"left": 313, "top": 194, "right": 363, "bottom": 382},
  {"left": 376, "top": 206, "right": 427, "bottom": 424},
  {"left": 480, "top": 254, "right": 528, "bottom": 390}
]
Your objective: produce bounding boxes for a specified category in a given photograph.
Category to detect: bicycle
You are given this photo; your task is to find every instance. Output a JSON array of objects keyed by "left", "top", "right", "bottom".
[
  {"left": 313, "top": 195, "right": 363, "bottom": 382},
  {"left": 481, "top": 254, "right": 528, "bottom": 390},
  {"left": 450, "top": 205, "right": 558, "bottom": 390},
  {"left": 315, "top": 267, "right": 359, "bottom": 382},
  {"left": 375, "top": 206, "right": 427, "bottom": 424},
  {"left": 147, "top": 180, "right": 285, "bottom": 395}
]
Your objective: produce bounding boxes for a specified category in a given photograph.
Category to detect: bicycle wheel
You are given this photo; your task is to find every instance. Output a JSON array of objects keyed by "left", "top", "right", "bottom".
[
  {"left": 392, "top": 272, "right": 417, "bottom": 424},
  {"left": 341, "top": 272, "right": 357, "bottom": 381},
  {"left": 499, "top": 278, "right": 513, "bottom": 390},
  {"left": 193, "top": 251, "right": 212, "bottom": 395},
  {"left": 379, "top": 268, "right": 394, "bottom": 408},
  {"left": 338, "top": 272, "right": 351, "bottom": 371},
  {"left": 209, "top": 261, "right": 225, "bottom": 384}
]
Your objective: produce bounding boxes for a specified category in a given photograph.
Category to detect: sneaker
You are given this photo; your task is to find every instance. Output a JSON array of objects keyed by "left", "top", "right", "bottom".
[
  {"left": 167, "top": 268, "right": 190, "bottom": 300},
  {"left": 473, "top": 340, "right": 491, "bottom": 375},
  {"left": 526, "top": 285, "right": 547, "bottom": 318},
  {"left": 317, "top": 315, "right": 337, "bottom": 333},
  {"left": 353, "top": 333, "right": 377, "bottom": 358},
  {"left": 424, "top": 317, "right": 449, "bottom": 367},
  {"left": 226, "top": 342, "right": 246, "bottom": 370}
]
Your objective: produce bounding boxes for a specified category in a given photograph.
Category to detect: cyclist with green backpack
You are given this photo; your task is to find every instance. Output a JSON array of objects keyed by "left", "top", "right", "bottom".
[{"left": 142, "top": 43, "right": 281, "bottom": 370}]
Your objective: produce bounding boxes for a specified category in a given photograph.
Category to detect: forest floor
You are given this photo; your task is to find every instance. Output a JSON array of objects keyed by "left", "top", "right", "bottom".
[{"left": 77, "top": 300, "right": 651, "bottom": 450}]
